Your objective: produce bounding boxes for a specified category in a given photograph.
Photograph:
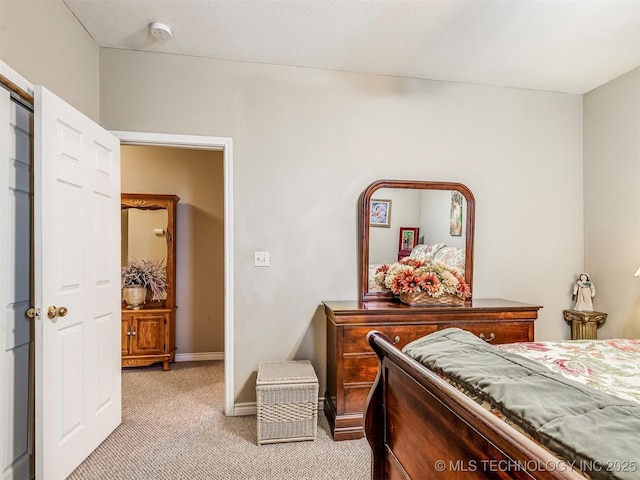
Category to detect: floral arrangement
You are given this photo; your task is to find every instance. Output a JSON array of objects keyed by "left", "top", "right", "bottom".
[
  {"left": 121, "top": 258, "right": 168, "bottom": 301},
  {"left": 373, "top": 257, "right": 471, "bottom": 301}
]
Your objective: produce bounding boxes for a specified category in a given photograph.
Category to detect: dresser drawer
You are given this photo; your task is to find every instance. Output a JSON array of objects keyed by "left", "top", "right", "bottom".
[
  {"left": 343, "top": 384, "right": 372, "bottom": 413},
  {"left": 343, "top": 325, "right": 438, "bottom": 354},
  {"left": 450, "top": 321, "right": 532, "bottom": 344},
  {"left": 343, "top": 355, "right": 379, "bottom": 383}
]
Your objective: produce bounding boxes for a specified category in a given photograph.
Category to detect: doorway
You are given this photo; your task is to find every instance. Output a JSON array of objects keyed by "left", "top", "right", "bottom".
[
  {"left": 2, "top": 83, "right": 127, "bottom": 479},
  {"left": 1, "top": 86, "right": 34, "bottom": 480},
  {"left": 120, "top": 145, "right": 224, "bottom": 362},
  {"left": 113, "top": 131, "right": 235, "bottom": 416}
]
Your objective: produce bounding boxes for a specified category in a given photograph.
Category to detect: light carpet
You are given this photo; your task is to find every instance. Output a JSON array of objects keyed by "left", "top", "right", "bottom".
[{"left": 67, "top": 361, "right": 371, "bottom": 480}]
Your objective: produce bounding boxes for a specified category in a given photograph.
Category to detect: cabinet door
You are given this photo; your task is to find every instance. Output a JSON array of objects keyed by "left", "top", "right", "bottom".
[
  {"left": 121, "top": 318, "right": 131, "bottom": 356},
  {"left": 131, "top": 314, "right": 166, "bottom": 356}
]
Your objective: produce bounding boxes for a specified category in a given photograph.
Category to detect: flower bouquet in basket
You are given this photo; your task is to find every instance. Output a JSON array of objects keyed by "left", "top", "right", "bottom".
[{"left": 373, "top": 257, "right": 471, "bottom": 306}]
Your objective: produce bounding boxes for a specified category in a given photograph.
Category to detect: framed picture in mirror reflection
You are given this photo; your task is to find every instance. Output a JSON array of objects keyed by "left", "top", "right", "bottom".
[
  {"left": 398, "top": 227, "right": 419, "bottom": 259},
  {"left": 450, "top": 191, "right": 463, "bottom": 236},
  {"left": 370, "top": 199, "right": 391, "bottom": 228}
]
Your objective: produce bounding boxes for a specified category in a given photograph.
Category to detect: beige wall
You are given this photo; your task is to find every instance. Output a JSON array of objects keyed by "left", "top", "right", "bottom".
[
  {"left": 584, "top": 67, "right": 640, "bottom": 338},
  {"left": 5, "top": 0, "right": 637, "bottom": 409},
  {"left": 121, "top": 145, "right": 225, "bottom": 354},
  {"left": 101, "top": 48, "right": 584, "bottom": 404},
  {"left": 0, "top": 0, "right": 99, "bottom": 120}
]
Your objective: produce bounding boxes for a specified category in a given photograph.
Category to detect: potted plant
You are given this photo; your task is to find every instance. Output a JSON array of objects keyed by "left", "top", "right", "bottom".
[{"left": 121, "top": 258, "right": 168, "bottom": 309}]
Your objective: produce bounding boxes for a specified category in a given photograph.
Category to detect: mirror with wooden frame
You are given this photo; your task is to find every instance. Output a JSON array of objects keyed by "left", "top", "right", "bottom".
[
  {"left": 121, "top": 193, "right": 179, "bottom": 309},
  {"left": 359, "top": 180, "right": 475, "bottom": 302}
]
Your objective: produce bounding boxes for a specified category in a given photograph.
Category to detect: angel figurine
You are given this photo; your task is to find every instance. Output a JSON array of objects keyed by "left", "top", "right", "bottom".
[{"left": 572, "top": 273, "right": 595, "bottom": 311}]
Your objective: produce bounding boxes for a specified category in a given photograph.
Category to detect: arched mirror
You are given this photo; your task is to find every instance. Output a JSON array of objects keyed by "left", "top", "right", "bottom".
[{"left": 359, "top": 180, "right": 475, "bottom": 301}]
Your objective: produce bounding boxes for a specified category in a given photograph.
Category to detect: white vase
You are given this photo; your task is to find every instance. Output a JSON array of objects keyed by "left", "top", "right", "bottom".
[{"left": 123, "top": 287, "right": 147, "bottom": 310}]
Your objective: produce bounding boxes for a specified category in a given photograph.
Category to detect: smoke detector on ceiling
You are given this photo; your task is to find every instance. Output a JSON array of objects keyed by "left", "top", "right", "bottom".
[{"left": 149, "top": 21, "right": 173, "bottom": 41}]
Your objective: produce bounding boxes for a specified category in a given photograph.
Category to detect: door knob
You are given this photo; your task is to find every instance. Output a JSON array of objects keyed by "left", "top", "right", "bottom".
[
  {"left": 47, "top": 305, "right": 68, "bottom": 319},
  {"left": 26, "top": 308, "right": 37, "bottom": 318}
]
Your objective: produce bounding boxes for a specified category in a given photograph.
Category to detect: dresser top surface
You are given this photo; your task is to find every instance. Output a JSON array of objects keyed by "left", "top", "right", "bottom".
[{"left": 323, "top": 298, "right": 542, "bottom": 315}]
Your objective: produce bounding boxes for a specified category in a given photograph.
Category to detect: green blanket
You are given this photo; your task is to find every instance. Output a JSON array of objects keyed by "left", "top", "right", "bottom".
[{"left": 403, "top": 328, "right": 640, "bottom": 480}]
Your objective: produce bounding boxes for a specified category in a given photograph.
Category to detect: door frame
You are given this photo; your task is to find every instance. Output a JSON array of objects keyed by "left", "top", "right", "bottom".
[
  {"left": 0, "top": 80, "right": 11, "bottom": 475},
  {"left": 113, "top": 131, "right": 235, "bottom": 416}
]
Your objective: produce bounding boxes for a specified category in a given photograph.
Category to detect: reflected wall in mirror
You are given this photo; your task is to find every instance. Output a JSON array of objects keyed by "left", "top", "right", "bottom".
[
  {"left": 360, "top": 180, "right": 475, "bottom": 301},
  {"left": 121, "top": 208, "right": 168, "bottom": 267}
]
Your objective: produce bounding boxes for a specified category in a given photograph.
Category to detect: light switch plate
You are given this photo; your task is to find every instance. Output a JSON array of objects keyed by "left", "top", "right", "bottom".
[{"left": 254, "top": 251, "right": 270, "bottom": 267}]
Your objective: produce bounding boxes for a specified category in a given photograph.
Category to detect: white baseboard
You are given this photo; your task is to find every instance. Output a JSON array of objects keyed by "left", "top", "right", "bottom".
[
  {"left": 173, "top": 354, "right": 325, "bottom": 418},
  {"left": 230, "top": 398, "right": 325, "bottom": 417},
  {"left": 175, "top": 352, "right": 224, "bottom": 362},
  {"left": 233, "top": 402, "right": 257, "bottom": 416}
]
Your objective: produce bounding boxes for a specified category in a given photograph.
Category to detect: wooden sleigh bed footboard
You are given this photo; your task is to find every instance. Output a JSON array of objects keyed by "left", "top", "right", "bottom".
[{"left": 364, "top": 331, "right": 585, "bottom": 480}]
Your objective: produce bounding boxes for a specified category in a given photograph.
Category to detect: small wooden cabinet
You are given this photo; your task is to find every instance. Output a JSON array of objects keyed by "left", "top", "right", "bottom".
[
  {"left": 121, "top": 309, "right": 174, "bottom": 370},
  {"left": 323, "top": 298, "right": 541, "bottom": 441},
  {"left": 121, "top": 193, "right": 179, "bottom": 370}
]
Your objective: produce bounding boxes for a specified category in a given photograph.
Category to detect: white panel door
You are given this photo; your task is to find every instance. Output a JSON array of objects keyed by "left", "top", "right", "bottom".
[
  {"left": 1, "top": 91, "right": 34, "bottom": 480},
  {"left": 34, "top": 86, "right": 121, "bottom": 480},
  {"left": 0, "top": 87, "right": 9, "bottom": 480}
]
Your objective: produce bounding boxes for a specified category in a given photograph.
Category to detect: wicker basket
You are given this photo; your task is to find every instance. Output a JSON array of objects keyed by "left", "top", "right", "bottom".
[
  {"left": 399, "top": 291, "right": 465, "bottom": 306},
  {"left": 256, "top": 360, "right": 318, "bottom": 445}
]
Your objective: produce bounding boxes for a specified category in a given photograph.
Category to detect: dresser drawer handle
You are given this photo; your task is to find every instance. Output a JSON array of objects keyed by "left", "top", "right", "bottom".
[
  {"left": 479, "top": 332, "right": 496, "bottom": 342},
  {"left": 392, "top": 335, "right": 401, "bottom": 344}
]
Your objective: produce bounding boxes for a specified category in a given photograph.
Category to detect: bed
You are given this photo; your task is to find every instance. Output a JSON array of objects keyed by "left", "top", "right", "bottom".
[{"left": 364, "top": 328, "right": 640, "bottom": 480}]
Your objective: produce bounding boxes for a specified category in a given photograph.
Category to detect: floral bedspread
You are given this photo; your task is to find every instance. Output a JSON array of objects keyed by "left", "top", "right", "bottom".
[{"left": 497, "top": 339, "right": 640, "bottom": 404}]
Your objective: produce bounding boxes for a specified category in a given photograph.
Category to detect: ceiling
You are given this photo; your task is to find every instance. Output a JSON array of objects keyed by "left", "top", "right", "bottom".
[{"left": 64, "top": 0, "right": 640, "bottom": 94}]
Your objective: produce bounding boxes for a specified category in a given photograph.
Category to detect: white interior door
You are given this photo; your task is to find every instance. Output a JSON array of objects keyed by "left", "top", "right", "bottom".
[
  {"left": 0, "top": 87, "right": 9, "bottom": 480},
  {"left": 1, "top": 90, "right": 34, "bottom": 480},
  {"left": 34, "top": 86, "right": 121, "bottom": 480}
]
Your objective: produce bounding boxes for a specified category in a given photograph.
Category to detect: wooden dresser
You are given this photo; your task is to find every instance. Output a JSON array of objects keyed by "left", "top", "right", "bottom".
[{"left": 323, "top": 298, "right": 541, "bottom": 441}]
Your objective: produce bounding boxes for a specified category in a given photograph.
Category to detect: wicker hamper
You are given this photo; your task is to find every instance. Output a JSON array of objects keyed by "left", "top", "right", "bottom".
[{"left": 256, "top": 360, "right": 319, "bottom": 445}]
